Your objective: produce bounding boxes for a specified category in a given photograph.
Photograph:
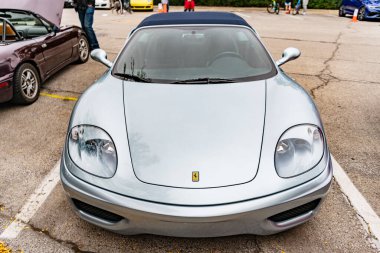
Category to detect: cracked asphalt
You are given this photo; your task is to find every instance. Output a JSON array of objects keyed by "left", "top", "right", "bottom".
[{"left": 0, "top": 6, "right": 379, "bottom": 253}]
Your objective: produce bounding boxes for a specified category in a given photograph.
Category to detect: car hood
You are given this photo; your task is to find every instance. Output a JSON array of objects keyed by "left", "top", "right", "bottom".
[
  {"left": 66, "top": 72, "right": 328, "bottom": 205},
  {"left": 0, "top": 0, "right": 65, "bottom": 26},
  {"left": 123, "top": 81, "right": 266, "bottom": 188}
]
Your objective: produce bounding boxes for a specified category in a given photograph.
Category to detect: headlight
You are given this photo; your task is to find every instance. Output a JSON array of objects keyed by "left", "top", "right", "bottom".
[
  {"left": 68, "top": 125, "right": 117, "bottom": 178},
  {"left": 275, "top": 125, "right": 324, "bottom": 178}
]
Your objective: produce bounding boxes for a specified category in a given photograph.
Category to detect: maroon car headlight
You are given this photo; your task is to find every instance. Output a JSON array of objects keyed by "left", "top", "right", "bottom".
[
  {"left": 275, "top": 125, "right": 324, "bottom": 178},
  {"left": 68, "top": 125, "right": 117, "bottom": 178}
]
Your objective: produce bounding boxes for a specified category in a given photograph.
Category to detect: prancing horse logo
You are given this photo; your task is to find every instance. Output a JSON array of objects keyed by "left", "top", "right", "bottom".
[{"left": 192, "top": 171, "right": 199, "bottom": 182}]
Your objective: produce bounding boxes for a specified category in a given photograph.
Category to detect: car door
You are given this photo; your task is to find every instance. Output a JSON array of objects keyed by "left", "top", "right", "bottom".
[
  {"left": 40, "top": 32, "right": 73, "bottom": 74},
  {"left": 38, "top": 17, "right": 73, "bottom": 74}
]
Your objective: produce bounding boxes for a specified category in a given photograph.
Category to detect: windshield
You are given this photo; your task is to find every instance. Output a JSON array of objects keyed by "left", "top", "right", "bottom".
[
  {"left": 113, "top": 26, "right": 276, "bottom": 83},
  {"left": 0, "top": 11, "right": 44, "bottom": 27},
  {"left": 0, "top": 11, "right": 51, "bottom": 39}
]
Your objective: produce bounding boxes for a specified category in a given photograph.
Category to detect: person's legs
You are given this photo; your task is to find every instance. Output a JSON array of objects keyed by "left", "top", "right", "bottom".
[
  {"left": 78, "top": 10, "right": 85, "bottom": 30},
  {"left": 303, "top": 0, "right": 309, "bottom": 14},
  {"left": 84, "top": 7, "right": 100, "bottom": 50}
]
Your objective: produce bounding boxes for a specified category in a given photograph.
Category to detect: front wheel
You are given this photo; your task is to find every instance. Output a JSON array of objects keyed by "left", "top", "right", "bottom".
[
  {"left": 338, "top": 5, "right": 346, "bottom": 17},
  {"left": 76, "top": 35, "right": 89, "bottom": 64},
  {"left": 358, "top": 7, "right": 365, "bottom": 21},
  {"left": 12, "top": 63, "right": 41, "bottom": 105}
]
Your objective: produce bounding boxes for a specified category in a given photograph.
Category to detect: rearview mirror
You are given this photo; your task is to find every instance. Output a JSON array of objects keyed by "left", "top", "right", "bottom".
[
  {"left": 276, "top": 47, "right": 301, "bottom": 67},
  {"left": 91, "top": 48, "right": 113, "bottom": 68}
]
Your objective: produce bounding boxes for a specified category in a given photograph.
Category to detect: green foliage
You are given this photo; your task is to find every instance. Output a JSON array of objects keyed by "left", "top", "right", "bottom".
[{"left": 155, "top": 0, "right": 340, "bottom": 9}]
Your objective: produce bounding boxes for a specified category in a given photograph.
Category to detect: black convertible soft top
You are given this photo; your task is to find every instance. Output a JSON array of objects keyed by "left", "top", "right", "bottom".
[{"left": 134, "top": 12, "right": 253, "bottom": 31}]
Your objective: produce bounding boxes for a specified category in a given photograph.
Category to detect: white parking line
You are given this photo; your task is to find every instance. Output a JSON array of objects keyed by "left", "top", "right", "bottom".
[
  {"left": 0, "top": 155, "right": 379, "bottom": 249},
  {"left": 0, "top": 160, "right": 61, "bottom": 239},
  {"left": 332, "top": 156, "right": 380, "bottom": 249}
]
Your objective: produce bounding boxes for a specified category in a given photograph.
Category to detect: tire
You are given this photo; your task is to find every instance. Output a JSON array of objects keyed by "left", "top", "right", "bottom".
[
  {"left": 267, "top": 4, "right": 275, "bottom": 14},
  {"left": 339, "top": 5, "right": 346, "bottom": 17},
  {"left": 76, "top": 35, "right": 89, "bottom": 64},
  {"left": 12, "top": 63, "right": 41, "bottom": 105},
  {"left": 358, "top": 7, "right": 365, "bottom": 21}
]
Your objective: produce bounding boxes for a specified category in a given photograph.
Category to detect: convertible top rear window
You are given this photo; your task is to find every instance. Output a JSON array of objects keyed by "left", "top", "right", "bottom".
[{"left": 113, "top": 26, "right": 276, "bottom": 83}]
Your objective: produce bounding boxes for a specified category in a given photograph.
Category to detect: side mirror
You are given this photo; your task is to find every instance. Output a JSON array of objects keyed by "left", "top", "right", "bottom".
[
  {"left": 53, "top": 25, "right": 60, "bottom": 33},
  {"left": 276, "top": 47, "right": 301, "bottom": 67},
  {"left": 91, "top": 49, "right": 113, "bottom": 68}
]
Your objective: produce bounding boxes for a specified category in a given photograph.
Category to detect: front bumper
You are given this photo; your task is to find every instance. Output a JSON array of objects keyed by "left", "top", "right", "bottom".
[
  {"left": 130, "top": 4, "right": 153, "bottom": 10},
  {"left": 95, "top": 1, "right": 110, "bottom": 9},
  {"left": 365, "top": 9, "right": 380, "bottom": 19},
  {"left": 60, "top": 157, "right": 333, "bottom": 237}
]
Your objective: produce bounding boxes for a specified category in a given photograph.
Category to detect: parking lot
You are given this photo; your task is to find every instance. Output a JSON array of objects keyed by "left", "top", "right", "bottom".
[{"left": 0, "top": 6, "right": 379, "bottom": 252}]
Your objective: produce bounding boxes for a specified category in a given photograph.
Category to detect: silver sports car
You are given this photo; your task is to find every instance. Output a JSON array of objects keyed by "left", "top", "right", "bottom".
[{"left": 60, "top": 12, "right": 333, "bottom": 237}]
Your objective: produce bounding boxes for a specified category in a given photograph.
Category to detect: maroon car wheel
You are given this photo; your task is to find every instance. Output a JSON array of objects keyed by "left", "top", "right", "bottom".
[
  {"left": 77, "top": 35, "right": 89, "bottom": 64},
  {"left": 12, "top": 63, "right": 41, "bottom": 105}
]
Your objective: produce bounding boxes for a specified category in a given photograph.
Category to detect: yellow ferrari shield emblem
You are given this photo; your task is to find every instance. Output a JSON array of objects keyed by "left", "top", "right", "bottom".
[{"left": 192, "top": 171, "right": 199, "bottom": 182}]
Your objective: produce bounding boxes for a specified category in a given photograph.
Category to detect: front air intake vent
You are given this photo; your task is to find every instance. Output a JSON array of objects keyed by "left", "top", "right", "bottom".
[
  {"left": 72, "top": 199, "right": 123, "bottom": 223},
  {"left": 269, "top": 199, "right": 321, "bottom": 222}
]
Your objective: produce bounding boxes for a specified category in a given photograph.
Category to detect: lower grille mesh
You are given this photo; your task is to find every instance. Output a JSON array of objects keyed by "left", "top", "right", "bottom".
[
  {"left": 72, "top": 199, "right": 123, "bottom": 222},
  {"left": 269, "top": 199, "right": 321, "bottom": 222}
]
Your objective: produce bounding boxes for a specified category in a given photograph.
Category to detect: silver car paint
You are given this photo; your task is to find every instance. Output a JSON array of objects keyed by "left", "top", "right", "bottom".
[
  {"left": 124, "top": 81, "right": 265, "bottom": 188},
  {"left": 64, "top": 70, "right": 328, "bottom": 206}
]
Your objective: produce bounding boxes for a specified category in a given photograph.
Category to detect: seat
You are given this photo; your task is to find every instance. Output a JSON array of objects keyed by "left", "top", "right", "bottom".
[{"left": 0, "top": 22, "right": 17, "bottom": 41}]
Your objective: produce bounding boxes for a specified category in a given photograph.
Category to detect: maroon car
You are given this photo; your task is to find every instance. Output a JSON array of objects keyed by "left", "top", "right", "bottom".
[{"left": 0, "top": 9, "right": 89, "bottom": 104}]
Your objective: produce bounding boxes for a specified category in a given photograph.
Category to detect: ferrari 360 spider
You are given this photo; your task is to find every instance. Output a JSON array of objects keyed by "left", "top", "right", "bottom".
[{"left": 61, "top": 12, "right": 332, "bottom": 237}]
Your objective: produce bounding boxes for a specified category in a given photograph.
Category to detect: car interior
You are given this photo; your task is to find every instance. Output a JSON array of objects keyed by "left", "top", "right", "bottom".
[{"left": 0, "top": 21, "right": 18, "bottom": 42}]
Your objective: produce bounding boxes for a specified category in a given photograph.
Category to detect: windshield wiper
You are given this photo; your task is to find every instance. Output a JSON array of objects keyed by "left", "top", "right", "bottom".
[
  {"left": 171, "top": 78, "right": 236, "bottom": 84},
  {"left": 114, "top": 73, "right": 152, "bottom": 83}
]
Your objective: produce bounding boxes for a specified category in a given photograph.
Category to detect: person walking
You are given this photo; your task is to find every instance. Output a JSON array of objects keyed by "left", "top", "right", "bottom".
[
  {"left": 120, "top": 0, "right": 133, "bottom": 14},
  {"left": 184, "top": 0, "right": 195, "bottom": 12},
  {"left": 73, "top": 0, "right": 100, "bottom": 51},
  {"left": 285, "top": 0, "right": 292, "bottom": 14},
  {"left": 302, "top": 0, "right": 309, "bottom": 15}
]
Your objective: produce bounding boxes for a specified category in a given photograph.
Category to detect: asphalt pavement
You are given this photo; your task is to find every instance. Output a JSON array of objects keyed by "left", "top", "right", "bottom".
[{"left": 0, "top": 6, "right": 379, "bottom": 253}]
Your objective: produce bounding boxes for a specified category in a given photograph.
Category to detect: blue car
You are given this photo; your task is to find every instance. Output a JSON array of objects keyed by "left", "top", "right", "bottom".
[{"left": 339, "top": 0, "right": 380, "bottom": 20}]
